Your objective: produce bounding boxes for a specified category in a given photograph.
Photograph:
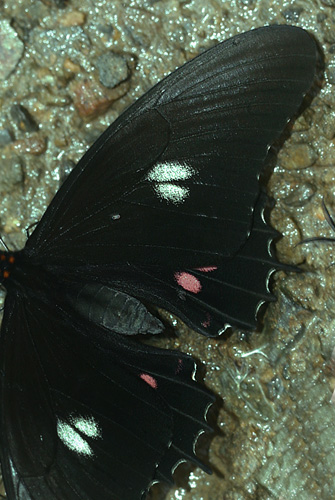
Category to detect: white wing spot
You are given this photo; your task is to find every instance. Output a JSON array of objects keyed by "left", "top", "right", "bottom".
[
  {"left": 155, "top": 183, "right": 189, "bottom": 204},
  {"left": 147, "top": 161, "right": 195, "bottom": 182},
  {"left": 147, "top": 161, "right": 195, "bottom": 205},
  {"left": 57, "top": 415, "right": 102, "bottom": 457}
]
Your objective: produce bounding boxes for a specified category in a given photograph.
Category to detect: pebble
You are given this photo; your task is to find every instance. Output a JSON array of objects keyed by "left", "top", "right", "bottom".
[
  {"left": 0, "top": 19, "right": 24, "bottom": 80},
  {"left": 59, "top": 159, "right": 75, "bottom": 185},
  {"left": 278, "top": 143, "right": 318, "bottom": 170},
  {"left": 0, "top": 156, "right": 23, "bottom": 192},
  {"left": 40, "top": 0, "right": 68, "bottom": 7},
  {"left": 10, "top": 104, "right": 39, "bottom": 133},
  {"left": 283, "top": 182, "right": 316, "bottom": 208},
  {"left": 327, "top": 64, "right": 335, "bottom": 85},
  {"left": 11, "top": 134, "right": 47, "bottom": 155},
  {"left": 60, "top": 10, "right": 86, "bottom": 27},
  {"left": 96, "top": 52, "right": 129, "bottom": 89},
  {"left": 281, "top": 7, "right": 304, "bottom": 22},
  {"left": 323, "top": 17, "right": 335, "bottom": 44},
  {"left": 70, "top": 78, "right": 130, "bottom": 119},
  {"left": 0, "top": 129, "right": 13, "bottom": 147},
  {"left": 30, "top": 27, "right": 90, "bottom": 70}
]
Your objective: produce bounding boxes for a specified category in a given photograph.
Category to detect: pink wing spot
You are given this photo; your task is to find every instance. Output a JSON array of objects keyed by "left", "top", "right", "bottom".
[
  {"left": 202, "top": 313, "right": 212, "bottom": 328},
  {"left": 140, "top": 373, "right": 158, "bottom": 389},
  {"left": 175, "top": 358, "right": 183, "bottom": 374},
  {"left": 174, "top": 271, "right": 202, "bottom": 294},
  {"left": 194, "top": 266, "right": 217, "bottom": 272}
]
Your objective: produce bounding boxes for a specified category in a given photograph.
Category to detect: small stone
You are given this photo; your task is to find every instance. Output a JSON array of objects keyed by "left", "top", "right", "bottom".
[
  {"left": 0, "top": 129, "right": 13, "bottom": 147},
  {"left": 63, "top": 58, "right": 81, "bottom": 73},
  {"left": 283, "top": 182, "right": 316, "bottom": 207},
  {"left": 10, "top": 104, "right": 39, "bottom": 133},
  {"left": 0, "top": 156, "right": 24, "bottom": 192},
  {"left": 96, "top": 52, "right": 129, "bottom": 89},
  {"left": 40, "top": 0, "right": 68, "bottom": 7},
  {"left": 30, "top": 27, "right": 90, "bottom": 70},
  {"left": 323, "top": 17, "right": 335, "bottom": 44},
  {"left": 278, "top": 143, "right": 318, "bottom": 170},
  {"left": 70, "top": 77, "right": 130, "bottom": 119},
  {"left": 327, "top": 64, "right": 335, "bottom": 85},
  {"left": 0, "top": 19, "right": 24, "bottom": 80},
  {"left": 320, "top": 110, "right": 335, "bottom": 139},
  {"left": 317, "top": 13, "right": 327, "bottom": 22},
  {"left": 281, "top": 6, "right": 304, "bottom": 22},
  {"left": 60, "top": 10, "right": 86, "bottom": 27},
  {"left": 12, "top": 134, "right": 47, "bottom": 155},
  {"left": 59, "top": 159, "right": 75, "bottom": 185}
]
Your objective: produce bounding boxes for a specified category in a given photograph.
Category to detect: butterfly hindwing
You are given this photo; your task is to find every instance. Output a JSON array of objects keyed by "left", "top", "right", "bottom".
[
  {"left": 0, "top": 290, "right": 213, "bottom": 499},
  {"left": 53, "top": 191, "right": 279, "bottom": 334}
]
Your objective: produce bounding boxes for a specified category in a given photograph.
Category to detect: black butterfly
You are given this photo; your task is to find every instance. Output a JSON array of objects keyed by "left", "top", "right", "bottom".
[{"left": 0, "top": 25, "right": 317, "bottom": 500}]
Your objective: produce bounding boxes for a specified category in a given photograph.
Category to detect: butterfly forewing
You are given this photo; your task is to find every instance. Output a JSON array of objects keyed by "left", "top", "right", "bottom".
[{"left": 25, "top": 26, "right": 317, "bottom": 268}]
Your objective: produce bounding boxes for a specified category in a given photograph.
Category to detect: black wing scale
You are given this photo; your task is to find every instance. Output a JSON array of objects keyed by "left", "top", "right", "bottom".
[{"left": 0, "top": 25, "right": 317, "bottom": 500}]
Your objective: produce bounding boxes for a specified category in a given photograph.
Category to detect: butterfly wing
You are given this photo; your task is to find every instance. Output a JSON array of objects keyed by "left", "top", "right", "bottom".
[
  {"left": 0, "top": 25, "right": 318, "bottom": 500},
  {"left": 60, "top": 191, "right": 278, "bottom": 335},
  {"left": 24, "top": 25, "right": 317, "bottom": 268},
  {"left": 0, "top": 290, "right": 213, "bottom": 500},
  {"left": 19, "top": 25, "right": 317, "bottom": 334}
]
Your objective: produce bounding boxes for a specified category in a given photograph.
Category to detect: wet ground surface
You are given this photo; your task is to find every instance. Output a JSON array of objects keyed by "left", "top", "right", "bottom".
[{"left": 0, "top": 0, "right": 335, "bottom": 499}]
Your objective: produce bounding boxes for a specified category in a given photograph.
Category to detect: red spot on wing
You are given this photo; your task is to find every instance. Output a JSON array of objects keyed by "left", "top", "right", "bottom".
[
  {"left": 202, "top": 313, "right": 212, "bottom": 328},
  {"left": 140, "top": 373, "right": 158, "bottom": 389},
  {"left": 175, "top": 359, "right": 183, "bottom": 374},
  {"left": 174, "top": 271, "right": 202, "bottom": 294},
  {"left": 194, "top": 266, "right": 217, "bottom": 272}
]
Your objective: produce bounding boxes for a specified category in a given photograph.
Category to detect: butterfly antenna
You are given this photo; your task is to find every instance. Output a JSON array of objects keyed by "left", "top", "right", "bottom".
[{"left": 0, "top": 236, "right": 9, "bottom": 252}]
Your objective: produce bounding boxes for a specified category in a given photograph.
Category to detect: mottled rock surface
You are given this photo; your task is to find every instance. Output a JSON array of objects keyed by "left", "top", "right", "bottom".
[{"left": 0, "top": 1, "right": 334, "bottom": 499}]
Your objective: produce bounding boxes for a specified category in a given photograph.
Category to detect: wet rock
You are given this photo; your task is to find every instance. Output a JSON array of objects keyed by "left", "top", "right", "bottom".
[
  {"left": 59, "top": 158, "right": 75, "bottom": 185},
  {"left": 30, "top": 27, "right": 90, "bottom": 71},
  {"left": 283, "top": 182, "right": 316, "bottom": 207},
  {"left": 10, "top": 104, "right": 39, "bottom": 133},
  {"left": 0, "top": 156, "right": 24, "bottom": 192},
  {"left": 60, "top": 10, "right": 86, "bottom": 27},
  {"left": 70, "top": 77, "right": 130, "bottom": 119},
  {"left": 0, "top": 19, "right": 24, "bottom": 80},
  {"left": 327, "top": 63, "right": 335, "bottom": 85},
  {"left": 11, "top": 134, "right": 47, "bottom": 155},
  {"left": 63, "top": 57, "right": 81, "bottom": 74},
  {"left": 96, "top": 52, "right": 130, "bottom": 89},
  {"left": 278, "top": 143, "right": 318, "bottom": 170},
  {"left": 0, "top": 129, "right": 14, "bottom": 147},
  {"left": 281, "top": 6, "right": 304, "bottom": 22},
  {"left": 40, "top": 0, "right": 68, "bottom": 7},
  {"left": 237, "top": 0, "right": 256, "bottom": 7},
  {"left": 323, "top": 16, "right": 335, "bottom": 44}
]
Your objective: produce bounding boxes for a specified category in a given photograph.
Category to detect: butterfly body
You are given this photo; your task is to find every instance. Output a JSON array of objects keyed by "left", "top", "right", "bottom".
[{"left": 0, "top": 26, "right": 317, "bottom": 499}]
